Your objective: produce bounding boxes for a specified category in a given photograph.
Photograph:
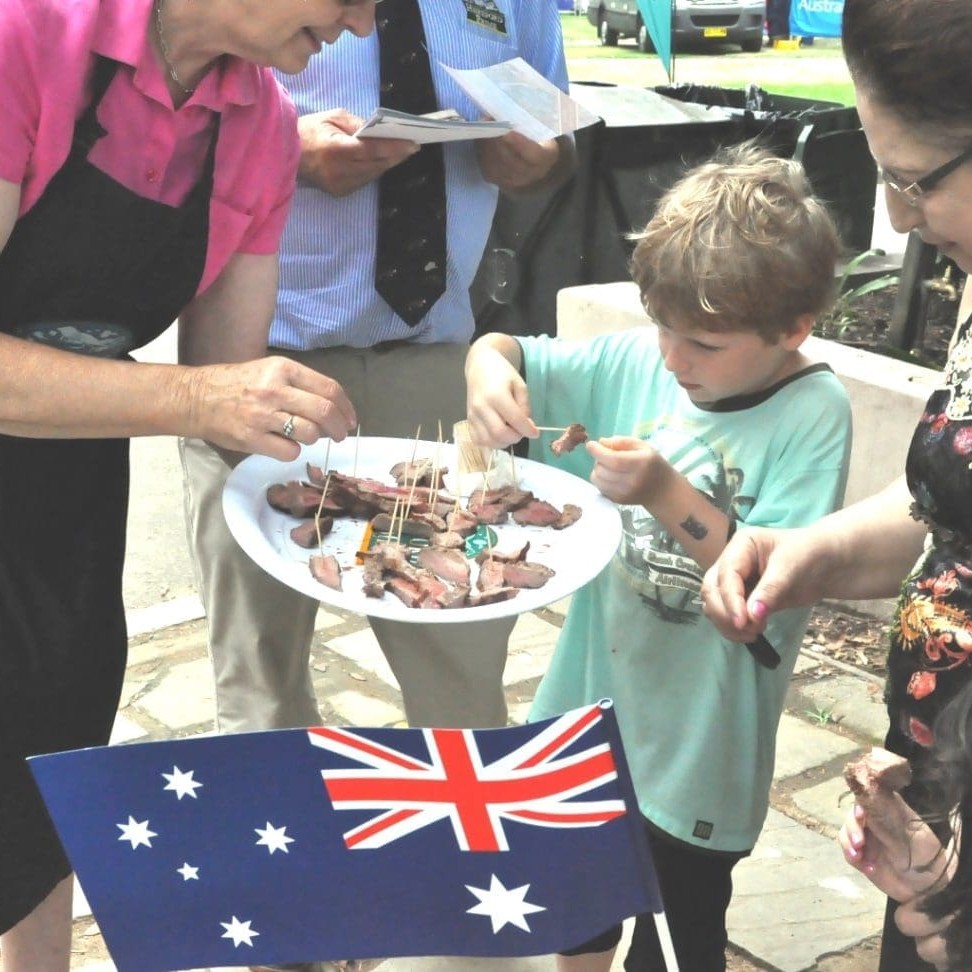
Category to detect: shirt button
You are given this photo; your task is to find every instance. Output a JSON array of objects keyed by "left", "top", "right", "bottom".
[{"left": 146, "top": 168, "right": 159, "bottom": 183}]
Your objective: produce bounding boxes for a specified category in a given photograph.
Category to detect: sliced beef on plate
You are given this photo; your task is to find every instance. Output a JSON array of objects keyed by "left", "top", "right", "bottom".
[
  {"left": 437, "top": 585, "right": 471, "bottom": 609},
  {"left": 384, "top": 574, "right": 426, "bottom": 608},
  {"left": 502, "top": 561, "right": 555, "bottom": 589},
  {"left": 475, "top": 540, "right": 531, "bottom": 564},
  {"left": 361, "top": 551, "right": 387, "bottom": 598},
  {"left": 468, "top": 586, "right": 519, "bottom": 606},
  {"left": 512, "top": 499, "right": 562, "bottom": 527},
  {"left": 267, "top": 481, "right": 328, "bottom": 518},
  {"left": 553, "top": 503, "right": 583, "bottom": 530},
  {"left": 290, "top": 516, "right": 334, "bottom": 549},
  {"left": 416, "top": 546, "right": 471, "bottom": 585},
  {"left": 473, "top": 504, "right": 510, "bottom": 526},
  {"left": 309, "top": 554, "right": 342, "bottom": 591},
  {"left": 430, "top": 531, "right": 466, "bottom": 549},
  {"left": 476, "top": 558, "right": 507, "bottom": 591},
  {"left": 446, "top": 508, "right": 480, "bottom": 536}
]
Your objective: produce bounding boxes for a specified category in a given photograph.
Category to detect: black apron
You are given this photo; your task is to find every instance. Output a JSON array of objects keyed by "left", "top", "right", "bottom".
[{"left": 0, "top": 56, "right": 219, "bottom": 928}]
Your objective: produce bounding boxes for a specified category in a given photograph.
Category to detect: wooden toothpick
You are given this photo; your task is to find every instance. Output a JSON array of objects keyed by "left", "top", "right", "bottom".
[{"left": 315, "top": 471, "right": 332, "bottom": 555}]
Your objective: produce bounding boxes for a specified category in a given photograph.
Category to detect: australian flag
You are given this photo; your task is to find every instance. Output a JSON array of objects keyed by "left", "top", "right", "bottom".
[{"left": 29, "top": 702, "right": 662, "bottom": 972}]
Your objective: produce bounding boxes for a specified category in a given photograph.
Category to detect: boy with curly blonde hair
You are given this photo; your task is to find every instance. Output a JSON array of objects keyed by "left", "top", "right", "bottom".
[{"left": 465, "top": 143, "right": 853, "bottom": 970}]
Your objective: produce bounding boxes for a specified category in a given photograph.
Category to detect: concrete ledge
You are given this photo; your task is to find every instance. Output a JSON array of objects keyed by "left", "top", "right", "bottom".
[{"left": 557, "top": 282, "right": 943, "bottom": 618}]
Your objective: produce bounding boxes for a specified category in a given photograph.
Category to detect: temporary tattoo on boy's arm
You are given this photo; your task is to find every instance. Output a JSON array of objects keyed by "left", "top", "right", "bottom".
[{"left": 680, "top": 515, "right": 708, "bottom": 541}]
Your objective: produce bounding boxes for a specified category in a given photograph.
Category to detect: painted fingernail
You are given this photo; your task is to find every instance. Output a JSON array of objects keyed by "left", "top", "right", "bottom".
[{"left": 749, "top": 599, "right": 768, "bottom": 620}]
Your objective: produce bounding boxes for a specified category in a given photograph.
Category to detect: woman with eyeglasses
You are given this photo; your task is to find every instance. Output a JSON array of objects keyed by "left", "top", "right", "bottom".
[
  {"left": 0, "top": 2, "right": 384, "bottom": 970},
  {"left": 699, "top": 0, "right": 972, "bottom": 968}
]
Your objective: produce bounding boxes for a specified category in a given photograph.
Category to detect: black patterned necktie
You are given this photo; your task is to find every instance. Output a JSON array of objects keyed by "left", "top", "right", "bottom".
[{"left": 375, "top": 0, "right": 447, "bottom": 326}]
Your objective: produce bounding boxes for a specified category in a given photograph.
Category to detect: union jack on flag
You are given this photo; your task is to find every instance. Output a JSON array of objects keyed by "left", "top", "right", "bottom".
[
  {"left": 30, "top": 702, "right": 662, "bottom": 972},
  {"left": 309, "top": 705, "right": 626, "bottom": 851}
]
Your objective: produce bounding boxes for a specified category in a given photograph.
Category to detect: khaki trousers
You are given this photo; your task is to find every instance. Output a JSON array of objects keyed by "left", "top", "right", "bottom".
[{"left": 180, "top": 342, "right": 513, "bottom": 731}]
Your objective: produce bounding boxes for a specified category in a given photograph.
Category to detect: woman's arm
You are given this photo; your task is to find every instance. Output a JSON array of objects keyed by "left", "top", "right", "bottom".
[
  {"left": 0, "top": 180, "right": 355, "bottom": 453},
  {"left": 702, "top": 475, "right": 928, "bottom": 641}
]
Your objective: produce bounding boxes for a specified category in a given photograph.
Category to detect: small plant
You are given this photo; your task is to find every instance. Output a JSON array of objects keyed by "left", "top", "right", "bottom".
[
  {"left": 816, "top": 248, "right": 899, "bottom": 341},
  {"left": 805, "top": 704, "right": 837, "bottom": 725}
]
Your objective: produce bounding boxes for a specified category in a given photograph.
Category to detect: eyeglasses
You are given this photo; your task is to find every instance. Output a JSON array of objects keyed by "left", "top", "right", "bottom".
[{"left": 878, "top": 143, "right": 972, "bottom": 207}]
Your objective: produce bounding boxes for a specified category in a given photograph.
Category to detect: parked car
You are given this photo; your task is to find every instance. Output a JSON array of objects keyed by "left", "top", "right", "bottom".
[{"left": 586, "top": 0, "right": 766, "bottom": 53}]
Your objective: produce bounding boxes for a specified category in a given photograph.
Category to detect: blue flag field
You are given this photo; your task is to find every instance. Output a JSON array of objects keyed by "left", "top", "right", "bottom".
[{"left": 30, "top": 702, "right": 662, "bottom": 972}]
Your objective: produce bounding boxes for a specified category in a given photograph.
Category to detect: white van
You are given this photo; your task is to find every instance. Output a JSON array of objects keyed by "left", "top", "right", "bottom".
[{"left": 586, "top": 0, "right": 766, "bottom": 53}]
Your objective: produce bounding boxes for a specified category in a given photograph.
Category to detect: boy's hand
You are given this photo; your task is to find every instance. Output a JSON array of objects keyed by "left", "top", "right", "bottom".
[
  {"left": 465, "top": 343, "right": 537, "bottom": 448},
  {"left": 588, "top": 436, "right": 674, "bottom": 507}
]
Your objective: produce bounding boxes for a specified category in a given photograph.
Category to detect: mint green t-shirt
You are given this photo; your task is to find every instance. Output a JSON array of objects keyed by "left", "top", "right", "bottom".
[{"left": 524, "top": 328, "right": 852, "bottom": 853}]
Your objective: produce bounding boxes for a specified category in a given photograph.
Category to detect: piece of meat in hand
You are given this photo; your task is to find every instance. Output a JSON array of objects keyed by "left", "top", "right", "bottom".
[
  {"left": 550, "top": 423, "right": 589, "bottom": 456},
  {"left": 843, "top": 747, "right": 912, "bottom": 806}
]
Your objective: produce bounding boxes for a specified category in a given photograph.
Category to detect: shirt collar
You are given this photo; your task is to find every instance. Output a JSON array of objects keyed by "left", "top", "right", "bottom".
[{"left": 90, "top": 0, "right": 260, "bottom": 110}]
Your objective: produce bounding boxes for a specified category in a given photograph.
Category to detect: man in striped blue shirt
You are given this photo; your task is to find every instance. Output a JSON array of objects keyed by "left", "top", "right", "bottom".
[{"left": 181, "top": 0, "right": 574, "bottom": 742}]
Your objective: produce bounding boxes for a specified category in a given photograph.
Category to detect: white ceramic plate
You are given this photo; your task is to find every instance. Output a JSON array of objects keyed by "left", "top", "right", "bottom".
[{"left": 223, "top": 437, "right": 621, "bottom": 623}]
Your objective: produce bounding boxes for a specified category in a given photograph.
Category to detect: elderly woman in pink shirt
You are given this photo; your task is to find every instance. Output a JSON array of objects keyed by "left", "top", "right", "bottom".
[{"left": 0, "top": 1, "right": 377, "bottom": 969}]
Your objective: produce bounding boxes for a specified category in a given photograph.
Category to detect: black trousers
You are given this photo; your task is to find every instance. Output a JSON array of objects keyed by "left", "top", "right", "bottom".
[{"left": 561, "top": 821, "right": 746, "bottom": 971}]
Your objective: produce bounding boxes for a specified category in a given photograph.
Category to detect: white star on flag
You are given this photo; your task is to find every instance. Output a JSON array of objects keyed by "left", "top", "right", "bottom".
[
  {"left": 255, "top": 821, "right": 294, "bottom": 854},
  {"left": 220, "top": 915, "right": 260, "bottom": 948},
  {"left": 465, "top": 874, "right": 547, "bottom": 933},
  {"left": 162, "top": 765, "right": 203, "bottom": 800},
  {"left": 116, "top": 816, "right": 157, "bottom": 849},
  {"left": 177, "top": 863, "right": 199, "bottom": 881}
]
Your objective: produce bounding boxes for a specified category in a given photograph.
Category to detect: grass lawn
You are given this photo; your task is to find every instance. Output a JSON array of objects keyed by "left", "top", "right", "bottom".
[{"left": 559, "top": 12, "right": 856, "bottom": 105}]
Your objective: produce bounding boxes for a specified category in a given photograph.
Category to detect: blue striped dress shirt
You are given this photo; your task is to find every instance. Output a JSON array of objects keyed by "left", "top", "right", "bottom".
[{"left": 271, "top": 0, "right": 569, "bottom": 350}]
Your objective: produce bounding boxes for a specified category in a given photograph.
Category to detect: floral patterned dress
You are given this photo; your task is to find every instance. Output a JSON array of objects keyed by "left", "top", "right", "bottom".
[{"left": 890, "top": 315, "right": 972, "bottom": 753}]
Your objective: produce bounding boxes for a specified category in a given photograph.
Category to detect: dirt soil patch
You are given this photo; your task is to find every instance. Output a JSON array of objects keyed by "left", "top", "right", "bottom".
[
  {"left": 803, "top": 603, "right": 891, "bottom": 676},
  {"left": 818, "top": 274, "right": 963, "bottom": 372}
]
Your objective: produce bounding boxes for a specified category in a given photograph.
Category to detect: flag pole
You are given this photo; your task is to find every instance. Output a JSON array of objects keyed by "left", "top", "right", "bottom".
[
  {"left": 669, "top": 0, "right": 676, "bottom": 83},
  {"left": 654, "top": 911, "right": 681, "bottom": 972}
]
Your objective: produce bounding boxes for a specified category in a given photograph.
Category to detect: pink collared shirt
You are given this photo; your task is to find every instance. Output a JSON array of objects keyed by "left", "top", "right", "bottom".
[{"left": 0, "top": 0, "right": 299, "bottom": 294}]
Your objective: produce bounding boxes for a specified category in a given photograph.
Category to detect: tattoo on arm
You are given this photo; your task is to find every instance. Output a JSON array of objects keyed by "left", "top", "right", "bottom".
[{"left": 680, "top": 515, "right": 708, "bottom": 541}]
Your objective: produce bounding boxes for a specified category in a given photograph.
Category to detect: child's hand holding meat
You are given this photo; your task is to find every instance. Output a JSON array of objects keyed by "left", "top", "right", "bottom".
[
  {"left": 465, "top": 333, "right": 539, "bottom": 449},
  {"left": 588, "top": 436, "right": 675, "bottom": 508},
  {"left": 590, "top": 436, "right": 731, "bottom": 571}
]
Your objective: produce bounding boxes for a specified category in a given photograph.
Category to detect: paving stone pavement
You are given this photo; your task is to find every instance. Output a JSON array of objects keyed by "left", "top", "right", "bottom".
[{"left": 64, "top": 596, "right": 891, "bottom": 972}]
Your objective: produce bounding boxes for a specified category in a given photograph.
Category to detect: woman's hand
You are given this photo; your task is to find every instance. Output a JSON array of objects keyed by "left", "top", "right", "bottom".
[
  {"left": 701, "top": 525, "right": 822, "bottom": 642},
  {"left": 839, "top": 790, "right": 956, "bottom": 969},
  {"left": 838, "top": 791, "right": 950, "bottom": 902},
  {"left": 895, "top": 897, "right": 953, "bottom": 970},
  {"left": 185, "top": 356, "right": 357, "bottom": 460},
  {"left": 702, "top": 477, "right": 926, "bottom": 642}
]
